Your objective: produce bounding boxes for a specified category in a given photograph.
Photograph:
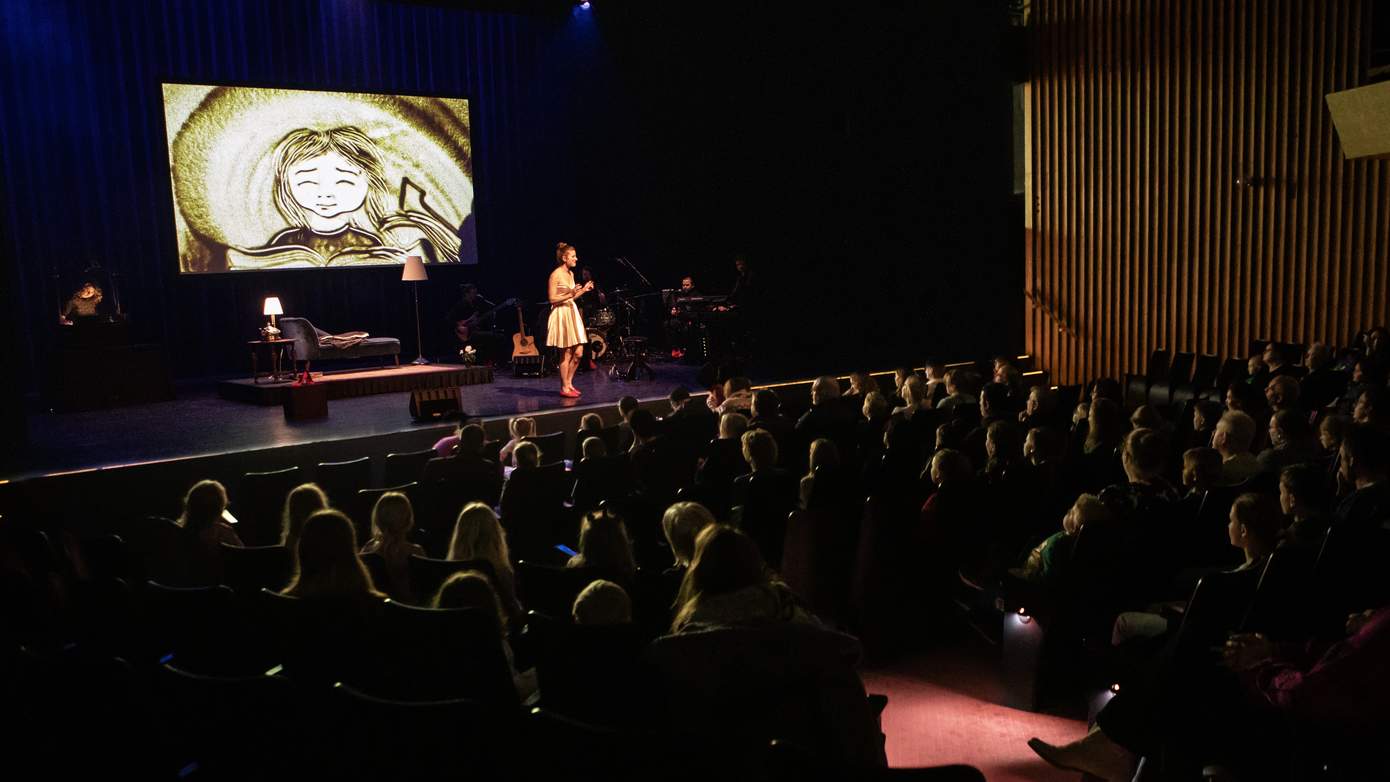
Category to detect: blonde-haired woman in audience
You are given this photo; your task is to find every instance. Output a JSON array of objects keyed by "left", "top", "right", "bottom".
[
  {"left": 572, "top": 579, "right": 633, "bottom": 626},
  {"left": 670, "top": 524, "right": 815, "bottom": 634},
  {"left": 176, "top": 479, "right": 241, "bottom": 583},
  {"left": 280, "top": 482, "right": 328, "bottom": 555},
  {"left": 281, "top": 509, "right": 384, "bottom": 600},
  {"left": 661, "top": 501, "right": 717, "bottom": 571},
  {"left": 359, "top": 491, "right": 425, "bottom": 601},
  {"left": 892, "top": 375, "right": 929, "bottom": 419},
  {"left": 579, "top": 412, "right": 604, "bottom": 438},
  {"left": 499, "top": 416, "right": 536, "bottom": 466},
  {"left": 799, "top": 438, "right": 841, "bottom": 509},
  {"left": 580, "top": 435, "right": 607, "bottom": 459},
  {"left": 566, "top": 509, "right": 637, "bottom": 581},
  {"left": 178, "top": 479, "right": 242, "bottom": 547},
  {"left": 448, "top": 502, "right": 522, "bottom": 623},
  {"left": 433, "top": 570, "right": 536, "bottom": 702}
]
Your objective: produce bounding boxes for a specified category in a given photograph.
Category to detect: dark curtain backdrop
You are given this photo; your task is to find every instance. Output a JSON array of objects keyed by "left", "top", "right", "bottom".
[
  {"left": 0, "top": 0, "right": 610, "bottom": 385},
  {"left": 0, "top": 0, "right": 1020, "bottom": 397}
]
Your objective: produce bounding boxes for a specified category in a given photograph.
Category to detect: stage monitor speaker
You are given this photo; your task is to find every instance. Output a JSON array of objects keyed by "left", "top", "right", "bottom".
[
  {"left": 1326, "top": 80, "right": 1390, "bottom": 160},
  {"left": 513, "top": 354, "right": 546, "bottom": 378},
  {"left": 409, "top": 386, "right": 463, "bottom": 421}
]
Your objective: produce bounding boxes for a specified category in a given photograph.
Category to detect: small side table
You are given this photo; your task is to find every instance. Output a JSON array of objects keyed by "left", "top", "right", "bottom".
[{"left": 249, "top": 339, "right": 296, "bottom": 384}]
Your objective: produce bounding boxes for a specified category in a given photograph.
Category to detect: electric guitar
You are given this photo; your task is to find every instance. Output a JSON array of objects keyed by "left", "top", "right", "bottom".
[
  {"left": 512, "top": 302, "right": 540, "bottom": 358},
  {"left": 454, "top": 297, "right": 517, "bottom": 343}
]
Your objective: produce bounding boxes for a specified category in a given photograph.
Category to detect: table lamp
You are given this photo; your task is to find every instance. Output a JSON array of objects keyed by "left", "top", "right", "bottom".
[
  {"left": 402, "top": 256, "right": 429, "bottom": 365},
  {"left": 262, "top": 296, "right": 283, "bottom": 338}
]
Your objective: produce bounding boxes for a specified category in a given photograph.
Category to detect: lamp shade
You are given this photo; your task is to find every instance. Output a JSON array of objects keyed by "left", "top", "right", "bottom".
[
  {"left": 401, "top": 255, "right": 428, "bottom": 282},
  {"left": 263, "top": 296, "right": 283, "bottom": 316}
]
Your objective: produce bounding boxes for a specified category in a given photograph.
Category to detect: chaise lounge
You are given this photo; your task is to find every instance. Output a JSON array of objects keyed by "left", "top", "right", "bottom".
[{"left": 279, "top": 316, "right": 401, "bottom": 374}]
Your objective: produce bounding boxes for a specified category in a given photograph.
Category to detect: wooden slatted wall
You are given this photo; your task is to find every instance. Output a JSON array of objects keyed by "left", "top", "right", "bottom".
[{"left": 1026, "top": 0, "right": 1390, "bottom": 385}]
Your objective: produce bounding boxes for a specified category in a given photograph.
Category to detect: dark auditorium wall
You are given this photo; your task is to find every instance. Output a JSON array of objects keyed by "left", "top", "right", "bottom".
[{"left": 1026, "top": 0, "right": 1390, "bottom": 385}]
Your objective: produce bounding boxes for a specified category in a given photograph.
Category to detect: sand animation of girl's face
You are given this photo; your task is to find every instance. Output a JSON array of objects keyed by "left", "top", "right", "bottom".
[{"left": 288, "top": 151, "right": 370, "bottom": 232}]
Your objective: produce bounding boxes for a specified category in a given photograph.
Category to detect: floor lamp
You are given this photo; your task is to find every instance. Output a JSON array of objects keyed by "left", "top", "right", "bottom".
[{"left": 402, "top": 255, "right": 429, "bottom": 365}]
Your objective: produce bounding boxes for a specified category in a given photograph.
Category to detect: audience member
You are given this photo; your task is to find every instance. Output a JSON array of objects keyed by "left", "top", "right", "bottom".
[
  {"left": 748, "top": 388, "right": 794, "bottom": 462},
  {"left": 923, "top": 360, "right": 948, "bottom": 407},
  {"left": 447, "top": 502, "right": 522, "bottom": 623},
  {"left": 892, "top": 375, "right": 929, "bottom": 419},
  {"left": 566, "top": 510, "right": 637, "bottom": 580},
  {"left": 572, "top": 579, "right": 633, "bottom": 626},
  {"left": 177, "top": 479, "right": 241, "bottom": 581},
  {"left": 279, "top": 482, "right": 327, "bottom": 553},
  {"left": 661, "top": 501, "right": 717, "bottom": 570},
  {"left": 281, "top": 509, "right": 384, "bottom": 600},
  {"left": 670, "top": 524, "right": 815, "bottom": 633},
  {"left": 616, "top": 395, "right": 640, "bottom": 452},
  {"left": 580, "top": 435, "right": 607, "bottom": 460},
  {"left": 1264, "top": 375, "right": 1301, "bottom": 414},
  {"left": 1213, "top": 411, "right": 1260, "bottom": 486},
  {"left": 498, "top": 416, "right": 536, "bottom": 466},
  {"left": 358, "top": 491, "right": 425, "bottom": 601},
  {"left": 936, "top": 369, "right": 978, "bottom": 411},
  {"left": 1335, "top": 425, "right": 1390, "bottom": 530},
  {"left": 579, "top": 412, "right": 604, "bottom": 438},
  {"left": 709, "top": 376, "right": 754, "bottom": 416},
  {"left": 1353, "top": 385, "right": 1390, "bottom": 431},
  {"left": 1278, "top": 464, "right": 1332, "bottom": 551},
  {"left": 423, "top": 424, "right": 502, "bottom": 496},
  {"left": 1257, "top": 409, "right": 1321, "bottom": 473},
  {"left": 1262, "top": 341, "right": 1306, "bottom": 382},
  {"left": 512, "top": 441, "right": 541, "bottom": 469},
  {"left": 799, "top": 438, "right": 841, "bottom": 509},
  {"left": 1188, "top": 399, "right": 1224, "bottom": 450},
  {"left": 1018, "top": 494, "right": 1111, "bottom": 585},
  {"left": 433, "top": 570, "right": 536, "bottom": 702},
  {"left": 1018, "top": 385, "right": 1058, "bottom": 430},
  {"left": 1181, "top": 447, "right": 1223, "bottom": 497},
  {"left": 431, "top": 421, "right": 465, "bottom": 458},
  {"left": 795, "top": 375, "right": 856, "bottom": 454},
  {"left": 1300, "top": 342, "right": 1348, "bottom": 412}
]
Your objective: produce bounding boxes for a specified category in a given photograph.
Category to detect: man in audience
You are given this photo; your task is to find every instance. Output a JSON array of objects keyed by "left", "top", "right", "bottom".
[
  {"left": 935, "top": 368, "right": 978, "bottom": 411},
  {"left": 732, "top": 428, "right": 799, "bottom": 565},
  {"left": 665, "top": 384, "right": 717, "bottom": 444},
  {"left": 708, "top": 376, "right": 754, "bottom": 416},
  {"left": 1264, "top": 375, "right": 1301, "bottom": 414},
  {"left": 1213, "top": 410, "right": 1260, "bottom": 486},
  {"left": 964, "top": 382, "right": 1014, "bottom": 468},
  {"left": 1335, "top": 424, "right": 1390, "bottom": 531},
  {"left": 923, "top": 360, "right": 948, "bottom": 407},
  {"left": 1352, "top": 385, "right": 1390, "bottom": 432},
  {"left": 423, "top": 423, "right": 503, "bottom": 500},
  {"left": 748, "top": 388, "right": 794, "bottom": 461},
  {"left": 1257, "top": 409, "right": 1321, "bottom": 474},
  {"left": 795, "top": 375, "right": 857, "bottom": 458},
  {"left": 1262, "top": 341, "right": 1307, "bottom": 384},
  {"left": 1300, "top": 342, "right": 1348, "bottom": 412}
]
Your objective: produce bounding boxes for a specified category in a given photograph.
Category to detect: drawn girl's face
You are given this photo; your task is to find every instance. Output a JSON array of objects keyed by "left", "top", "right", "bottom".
[{"left": 288, "top": 151, "right": 369, "bottom": 226}]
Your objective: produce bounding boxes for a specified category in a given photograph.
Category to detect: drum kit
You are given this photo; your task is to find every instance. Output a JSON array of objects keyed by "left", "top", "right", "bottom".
[{"left": 585, "top": 287, "right": 658, "bottom": 380}]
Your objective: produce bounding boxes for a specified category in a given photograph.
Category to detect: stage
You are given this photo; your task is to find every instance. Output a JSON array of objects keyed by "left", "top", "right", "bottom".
[
  {"left": 6, "top": 361, "right": 705, "bottom": 484},
  {"left": 216, "top": 363, "right": 496, "bottom": 405}
]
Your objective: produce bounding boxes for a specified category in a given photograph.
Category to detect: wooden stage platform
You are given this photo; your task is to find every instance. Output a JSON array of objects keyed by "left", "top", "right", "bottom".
[{"left": 217, "top": 363, "right": 495, "bottom": 405}]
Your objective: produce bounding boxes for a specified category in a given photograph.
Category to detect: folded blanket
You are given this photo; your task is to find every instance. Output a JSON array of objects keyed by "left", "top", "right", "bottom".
[{"left": 314, "top": 328, "right": 370, "bottom": 349}]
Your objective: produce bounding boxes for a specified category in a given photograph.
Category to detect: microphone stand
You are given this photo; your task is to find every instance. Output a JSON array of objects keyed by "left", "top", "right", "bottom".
[{"left": 616, "top": 256, "right": 655, "bottom": 291}]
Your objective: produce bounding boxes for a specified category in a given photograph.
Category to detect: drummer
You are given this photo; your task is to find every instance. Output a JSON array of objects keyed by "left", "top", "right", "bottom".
[{"left": 578, "top": 267, "right": 608, "bottom": 322}]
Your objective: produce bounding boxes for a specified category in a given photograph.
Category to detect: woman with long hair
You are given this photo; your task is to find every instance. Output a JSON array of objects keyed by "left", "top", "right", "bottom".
[
  {"left": 670, "top": 524, "right": 814, "bottom": 634},
  {"left": 281, "top": 509, "right": 384, "bottom": 600},
  {"left": 547, "top": 242, "right": 594, "bottom": 398},
  {"left": 280, "top": 483, "right": 328, "bottom": 554},
  {"left": 565, "top": 510, "right": 637, "bottom": 580},
  {"left": 447, "top": 502, "right": 522, "bottom": 622},
  {"left": 359, "top": 491, "right": 425, "bottom": 600},
  {"left": 176, "top": 479, "right": 241, "bottom": 582}
]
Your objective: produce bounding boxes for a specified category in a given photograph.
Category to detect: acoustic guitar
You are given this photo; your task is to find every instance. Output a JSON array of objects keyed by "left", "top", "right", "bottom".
[{"left": 512, "top": 302, "right": 540, "bottom": 358}]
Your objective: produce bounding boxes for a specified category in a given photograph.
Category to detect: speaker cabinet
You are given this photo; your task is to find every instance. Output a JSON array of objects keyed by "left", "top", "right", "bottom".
[
  {"left": 1326, "top": 80, "right": 1390, "bottom": 160},
  {"left": 409, "top": 386, "right": 463, "bottom": 421}
]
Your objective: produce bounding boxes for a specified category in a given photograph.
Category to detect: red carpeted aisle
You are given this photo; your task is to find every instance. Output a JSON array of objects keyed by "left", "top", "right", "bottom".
[{"left": 863, "top": 641, "right": 1087, "bottom": 781}]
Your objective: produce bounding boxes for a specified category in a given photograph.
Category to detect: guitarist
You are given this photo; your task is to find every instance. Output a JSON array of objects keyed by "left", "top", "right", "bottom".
[{"left": 446, "top": 284, "right": 508, "bottom": 365}]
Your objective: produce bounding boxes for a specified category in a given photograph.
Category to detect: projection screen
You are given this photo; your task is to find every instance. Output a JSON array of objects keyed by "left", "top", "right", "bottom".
[{"left": 162, "top": 83, "right": 476, "bottom": 273}]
